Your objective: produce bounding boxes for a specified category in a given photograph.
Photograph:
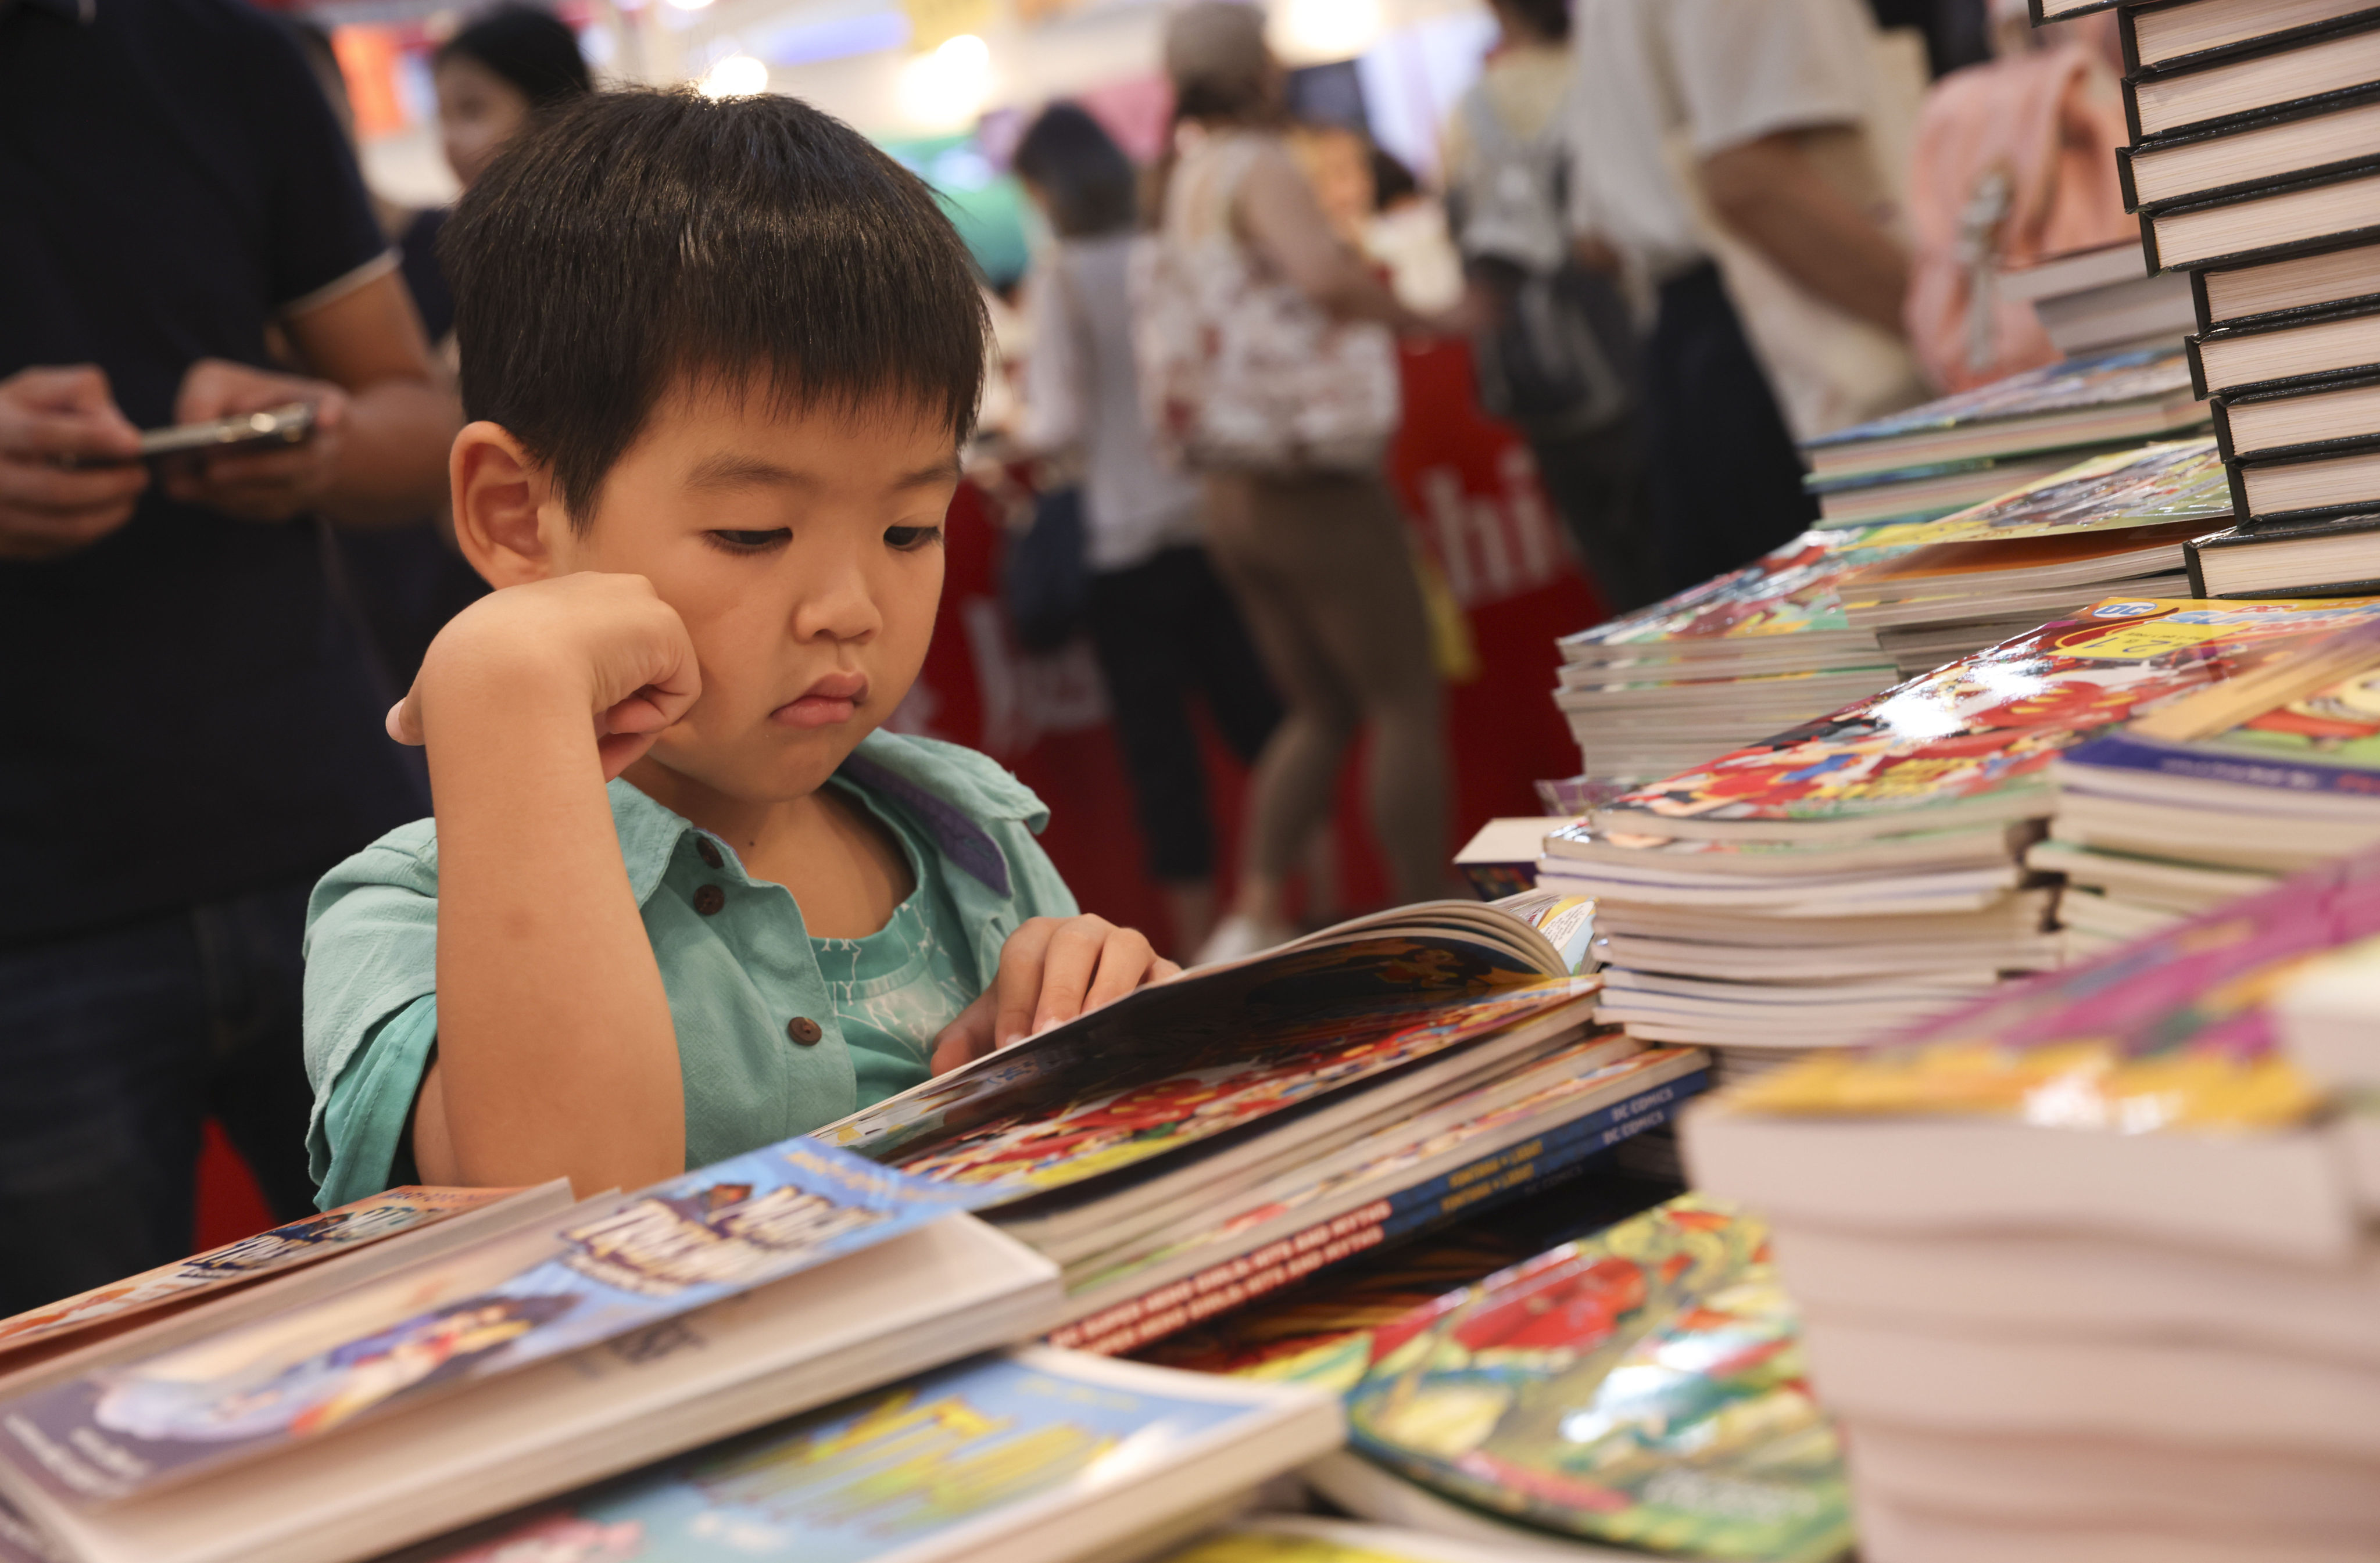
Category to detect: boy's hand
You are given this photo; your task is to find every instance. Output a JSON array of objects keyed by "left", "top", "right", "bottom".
[
  {"left": 162, "top": 359, "right": 350, "bottom": 523},
  {"left": 929, "top": 916, "right": 1180, "bottom": 1074},
  {"left": 0, "top": 365, "right": 146, "bottom": 560},
  {"left": 387, "top": 573, "right": 703, "bottom": 780}
]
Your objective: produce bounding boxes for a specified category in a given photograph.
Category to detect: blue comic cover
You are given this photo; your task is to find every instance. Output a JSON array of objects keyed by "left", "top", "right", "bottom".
[
  {"left": 420, "top": 1352, "right": 1269, "bottom": 1563},
  {"left": 0, "top": 1141, "right": 992, "bottom": 1504}
]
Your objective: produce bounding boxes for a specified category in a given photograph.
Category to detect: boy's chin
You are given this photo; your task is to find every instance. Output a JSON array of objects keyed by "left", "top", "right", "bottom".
[{"left": 639, "top": 730, "right": 864, "bottom": 804}]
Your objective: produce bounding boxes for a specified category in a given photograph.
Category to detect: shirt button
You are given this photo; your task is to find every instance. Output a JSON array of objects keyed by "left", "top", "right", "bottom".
[
  {"left": 787, "top": 1016, "right": 823, "bottom": 1046},
  {"left": 696, "top": 838, "right": 724, "bottom": 870},
  {"left": 692, "top": 885, "right": 726, "bottom": 916}
]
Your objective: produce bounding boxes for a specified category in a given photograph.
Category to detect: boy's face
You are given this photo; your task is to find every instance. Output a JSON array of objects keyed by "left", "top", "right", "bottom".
[{"left": 548, "top": 377, "right": 955, "bottom": 804}]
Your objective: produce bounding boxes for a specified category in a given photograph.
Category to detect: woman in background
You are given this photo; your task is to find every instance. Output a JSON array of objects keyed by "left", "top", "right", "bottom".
[{"left": 1010, "top": 105, "right": 1285, "bottom": 961}]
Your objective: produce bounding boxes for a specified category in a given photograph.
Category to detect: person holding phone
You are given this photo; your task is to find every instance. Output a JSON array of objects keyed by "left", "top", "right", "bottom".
[{"left": 0, "top": 0, "right": 459, "bottom": 1310}]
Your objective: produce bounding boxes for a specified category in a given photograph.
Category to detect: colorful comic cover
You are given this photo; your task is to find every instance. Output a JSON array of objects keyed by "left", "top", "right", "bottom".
[
  {"left": 1338, "top": 1196, "right": 1852, "bottom": 1563},
  {"left": 0, "top": 1187, "right": 525, "bottom": 1363},
  {"left": 1133, "top": 1175, "right": 1677, "bottom": 1391},
  {"left": 869, "top": 983, "right": 1592, "bottom": 1204},
  {"left": 1603, "top": 598, "right": 2380, "bottom": 833},
  {"left": 0, "top": 1141, "right": 989, "bottom": 1503},
  {"left": 1855, "top": 439, "right": 2231, "bottom": 551},
  {"left": 1728, "top": 845, "right": 2380, "bottom": 1130},
  {"left": 1559, "top": 532, "right": 1906, "bottom": 657},
  {"left": 1801, "top": 347, "right": 2196, "bottom": 460},
  {"left": 417, "top": 1352, "right": 1277, "bottom": 1563}
]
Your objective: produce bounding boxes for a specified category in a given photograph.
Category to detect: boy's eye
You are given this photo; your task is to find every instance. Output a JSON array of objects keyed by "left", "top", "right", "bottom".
[
  {"left": 885, "top": 524, "right": 944, "bottom": 551},
  {"left": 706, "top": 528, "right": 790, "bottom": 553}
]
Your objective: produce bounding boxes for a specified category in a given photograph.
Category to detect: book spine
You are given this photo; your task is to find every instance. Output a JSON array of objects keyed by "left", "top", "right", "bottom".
[
  {"left": 2184, "top": 535, "right": 2211, "bottom": 597},
  {"left": 2210, "top": 396, "right": 2238, "bottom": 461},
  {"left": 2068, "top": 733, "right": 2380, "bottom": 795},
  {"left": 2119, "top": 2, "right": 2143, "bottom": 74},
  {"left": 2225, "top": 453, "right": 2254, "bottom": 522},
  {"left": 2117, "top": 144, "right": 2141, "bottom": 213},
  {"left": 2123, "top": 71, "right": 2145, "bottom": 145},
  {"left": 2192, "top": 266, "right": 2214, "bottom": 335},
  {"left": 1048, "top": 1072, "right": 1706, "bottom": 1355},
  {"left": 2139, "top": 207, "right": 2163, "bottom": 274},
  {"left": 2186, "top": 331, "right": 2211, "bottom": 399}
]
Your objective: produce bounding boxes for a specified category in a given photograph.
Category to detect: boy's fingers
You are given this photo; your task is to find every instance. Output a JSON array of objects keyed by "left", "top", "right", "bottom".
[
  {"left": 1029, "top": 917, "right": 1116, "bottom": 1036},
  {"left": 1080, "top": 928, "right": 1159, "bottom": 1013},
  {"left": 992, "top": 919, "right": 1056, "bottom": 1048},
  {"left": 929, "top": 990, "right": 997, "bottom": 1074}
]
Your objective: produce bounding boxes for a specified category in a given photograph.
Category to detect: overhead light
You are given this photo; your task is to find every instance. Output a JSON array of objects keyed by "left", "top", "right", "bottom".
[
  {"left": 699, "top": 53, "right": 770, "bottom": 97},
  {"left": 1275, "top": 0, "right": 1382, "bottom": 61},
  {"left": 664, "top": 0, "right": 711, "bottom": 11},
  {"left": 896, "top": 33, "right": 992, "bottom": 131}
]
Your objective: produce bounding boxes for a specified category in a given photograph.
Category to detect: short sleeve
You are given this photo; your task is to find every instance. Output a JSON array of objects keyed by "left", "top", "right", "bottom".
[
  {"left": 302, "top": 829, "right": 442, "bottom": 1204},
  {"left": 1017, "top": 256, "right": 1087, "bottom": 455},
  {"left": 244, "top": 20, "right": 395, "bottom": 314},
  {"left": 1665, "top": 0, "right": 1875, "bottom": 159}
]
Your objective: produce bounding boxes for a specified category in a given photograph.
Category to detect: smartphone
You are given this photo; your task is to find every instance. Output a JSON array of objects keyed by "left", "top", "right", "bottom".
[{"left": 137, "top": 402, "right": 315, "bottom": 460}]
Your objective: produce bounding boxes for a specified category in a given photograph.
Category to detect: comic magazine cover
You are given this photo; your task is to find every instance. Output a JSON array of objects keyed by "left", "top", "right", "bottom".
[
  {"left": 817, "top": 910, "right": 1581, "bottom": 1170},
  {"left": 1601, "top": 598, "right": 2380, "bottom": 834},
  {"left": 0, "top": 1142, "right": 990, "bottom": 1503},
  {"left": 1801, "top": 346, "right": 2199, "bottom": 469},
  {"left": 1854, "top": 440, "right": 2231, "bottom": 552},
  {"left": 861, "top": 983, "right": 1591, "bottom": 1205},
  {"left": 0, "top": 1187, "right": 525, "bottom": 1363},
  {"left": 1558, "top": 532, "right": 1906, "bottom": 659},
  {"left": 414, "top": 1352, "right": 1283, "bottom": 1563},
  {"left": 1336, "top": 1196, "right": 1851, "bottom": 1563},
  {"left": 1731, "top": 844, "right": 2380, "bottom": 1131}
]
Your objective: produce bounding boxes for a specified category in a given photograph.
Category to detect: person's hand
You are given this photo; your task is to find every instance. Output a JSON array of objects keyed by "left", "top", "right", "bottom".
[
  {"left": 162, "top": 358, "right": 350, "bottom": 523},
  {"left": 0, "top": 365, "right": 146, "bottom": 561},
  {"left": 386, "top": 572, "right": 703, "bottom": 781},
  {"left": 929, "top": 916, "right": 1180, "bottom": 1074}
]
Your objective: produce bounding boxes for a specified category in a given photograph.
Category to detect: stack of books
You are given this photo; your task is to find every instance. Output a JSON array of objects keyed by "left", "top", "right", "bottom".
[
  {"left": 2103, "top": 0, "right": 2380, "bottom": 594},
  {"left": 1834, "top": 438, "right": 2235, "bottom": 676},
  {"left": 1796, "top": 346, "right": 2207, "bottom": 531},
  {"left": 1551, "top": 530, "right": 1905, "bottom": 787},
  {"left": 1684, "top": 843, "right": 2380, "bottom": 1563},
  {"left": 1995, "top": 239, "right": 2199, "bottom": 360},
  {"left": 2045, "top": 612, "right": 2380, "bottom": 956},
  {"left": 1539, "top": 595, "right": 2380, "bottom": 1078},
  {"left": 0, "top": 899, "right": 1719, "bottom": 1563}
]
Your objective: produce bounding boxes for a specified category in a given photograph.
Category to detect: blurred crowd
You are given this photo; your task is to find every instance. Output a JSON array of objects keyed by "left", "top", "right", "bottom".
[{"left": 0, "top": 0, "right": 2131, "bottom": 1308}]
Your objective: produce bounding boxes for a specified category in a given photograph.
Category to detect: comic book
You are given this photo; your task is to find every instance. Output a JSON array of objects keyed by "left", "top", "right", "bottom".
[
  {"left": 1852, "top": 439, "right": 2232, "bottom": 552},
  {"left": 0, "top": 1189, "right": 533, "bottom": 1368},
  {"left": 1333, "top": 1195, "right": 1852, "bottom": 1563},
  {"left": 1162, "top": 1515, "right": 1626, "bottom": 1562},
  {"left": 1800, "top": 346, "right": 2204, "bottom": 479},
  {"left": 1557, "top": 531, "right": 1903, "bottom": 671},
  {"left": 401, "top": 1349, "right": 1340, "bottom": 1563},
  {"left": 0, "top": 1141, "right": 998, "bottom": 1505},
  {"left": 1598, "top": 597, "right": 2380, "bottom": 844}
]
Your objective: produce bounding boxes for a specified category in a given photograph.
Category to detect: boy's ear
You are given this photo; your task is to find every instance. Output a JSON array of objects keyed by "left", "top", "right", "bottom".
[{"left": 450, "top": 422, "right": 568, "bottom": 587}]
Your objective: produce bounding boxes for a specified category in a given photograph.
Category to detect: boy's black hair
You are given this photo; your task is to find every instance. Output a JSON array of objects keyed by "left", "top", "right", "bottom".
[
  {"left": 441, "top": 89, "right": 989, "bottom": 520},
  {"left": 1011, "top": 103, "right": 1137, "bottom": 239}
]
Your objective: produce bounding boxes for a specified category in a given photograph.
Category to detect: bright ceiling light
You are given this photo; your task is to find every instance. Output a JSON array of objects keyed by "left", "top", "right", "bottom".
[
  {"left": 699, "top": 53, "right": 769, "bottom": 97},
  {"left": 663, "top": 0, "right": 711, "bottom": 12},
  {"left": 895, "top": 33, "right": 992, "bottom": 131},
  {"left": 1275, "top": 0, "right": 1381, "bottom": 61}
]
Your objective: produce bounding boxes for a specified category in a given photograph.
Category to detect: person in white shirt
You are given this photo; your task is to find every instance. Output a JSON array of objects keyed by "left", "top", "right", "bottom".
[
  {"left": 1570, "top": 0, "right": 1915, "bottom": 594},
  {"left": 1010, "top": 104, "right": 1286, "bottom": 960}
]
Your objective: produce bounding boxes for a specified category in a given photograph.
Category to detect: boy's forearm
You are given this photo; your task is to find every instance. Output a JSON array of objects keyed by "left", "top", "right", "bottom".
[{"left": 424, "top": 648, "right": 686, "bottom": 1193}]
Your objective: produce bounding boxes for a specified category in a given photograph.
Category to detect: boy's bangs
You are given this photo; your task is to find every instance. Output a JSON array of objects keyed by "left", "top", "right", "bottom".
[{"left": 442, "top": 88, "right": 989, "bottom": 520}]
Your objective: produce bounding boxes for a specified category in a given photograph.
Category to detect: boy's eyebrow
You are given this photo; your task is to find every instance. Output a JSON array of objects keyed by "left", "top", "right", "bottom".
[{"left": 684, "top": 453, "right": 964, "bottom": 493}]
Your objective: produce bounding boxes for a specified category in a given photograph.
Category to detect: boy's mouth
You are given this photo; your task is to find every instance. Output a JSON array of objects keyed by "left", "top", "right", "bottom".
[{"left": 773, "top": 671, "right": 868, "bottom": 729}]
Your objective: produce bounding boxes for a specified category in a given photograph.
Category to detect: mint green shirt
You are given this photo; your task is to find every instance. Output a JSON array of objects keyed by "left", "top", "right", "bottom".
[{"left": 299, "top": 731, "right": 1078, "bottom": 1210}]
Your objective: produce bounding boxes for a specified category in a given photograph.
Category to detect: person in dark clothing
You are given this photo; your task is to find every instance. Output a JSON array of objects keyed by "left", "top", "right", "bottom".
[{"left": 0, "top": 0, "right": 457, "bottom": 1310}]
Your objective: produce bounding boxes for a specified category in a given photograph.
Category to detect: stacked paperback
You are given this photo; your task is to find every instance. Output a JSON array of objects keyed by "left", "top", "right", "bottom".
[
  {"left": 1994, "top": 239, "right": 2198, "bottom": 360},
  {"left": 2102, "top": 0, "right": 2380, "bottom": 594},
  {"left": 1796, "top": 345, "right": 2206, "bottom": 530},
  {"left": 2045, "top": 611, "right": 2380, "bottom": 956},
  {"left": 1685, "top": 843, "right": 2380, "bottom": 1563},
  {"left": 1541, "top": 595, "right": 2380, "bottom": 1078}
]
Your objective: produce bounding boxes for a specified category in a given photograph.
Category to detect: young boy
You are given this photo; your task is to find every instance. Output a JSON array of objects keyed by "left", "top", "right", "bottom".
[{"left": 302, "top": 90, "right": 1176, "bottom": 1209}]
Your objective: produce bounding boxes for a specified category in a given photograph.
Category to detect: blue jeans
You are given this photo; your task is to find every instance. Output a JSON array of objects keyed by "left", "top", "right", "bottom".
[{"left": 0, "top": 881, "right": 321, "bottom": 1313}]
